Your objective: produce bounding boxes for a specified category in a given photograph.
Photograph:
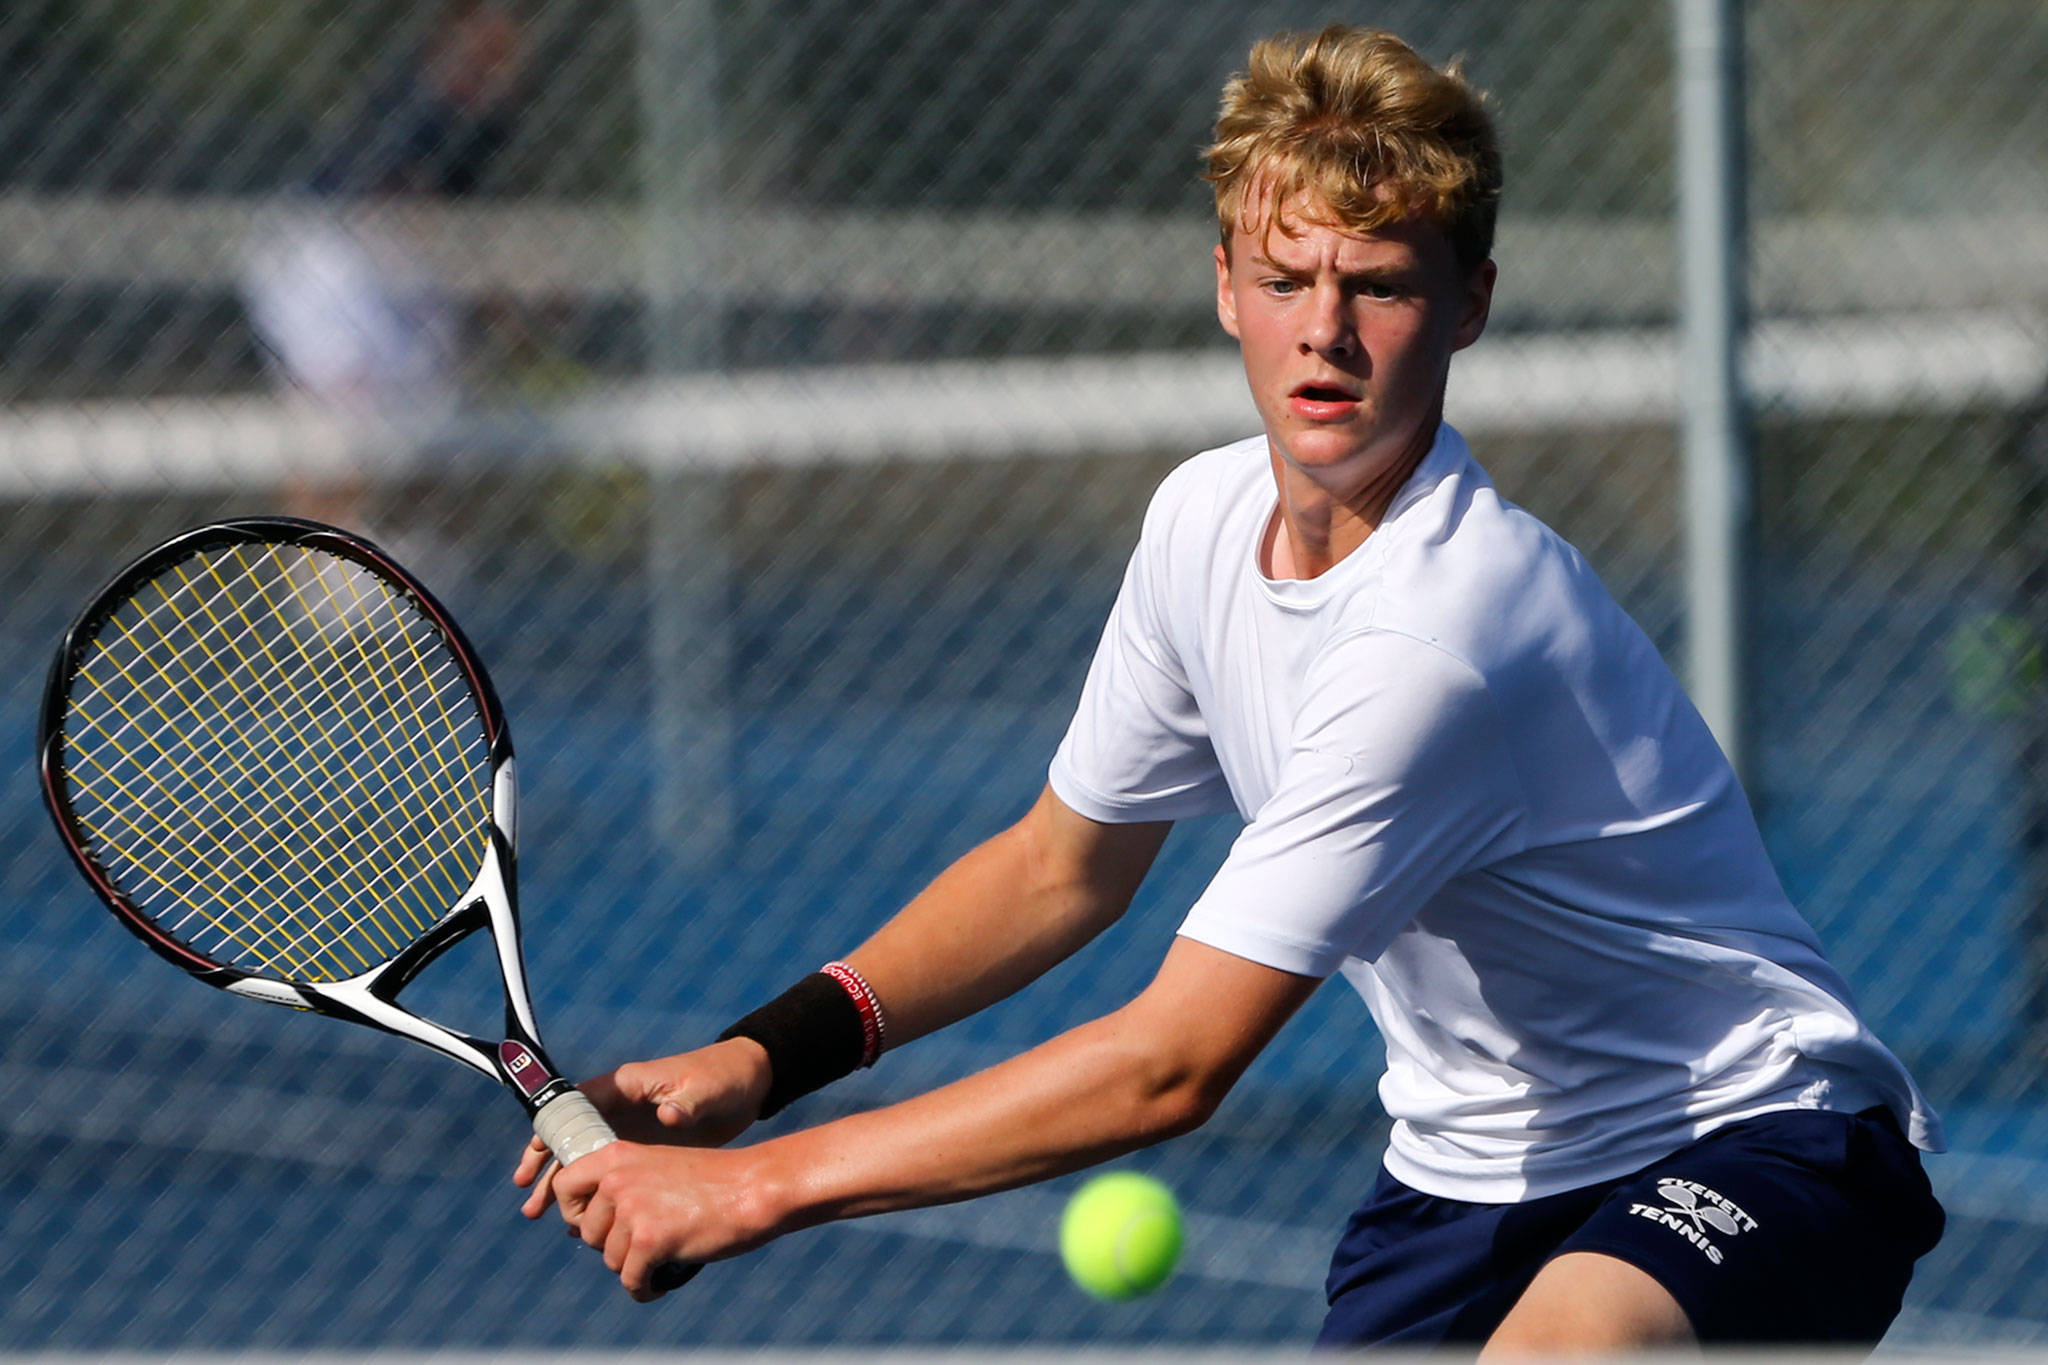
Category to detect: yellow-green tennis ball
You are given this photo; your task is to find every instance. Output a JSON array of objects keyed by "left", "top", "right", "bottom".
[{"left": 1059, "top": 1172, "right": 1183, "bottom": 1300}]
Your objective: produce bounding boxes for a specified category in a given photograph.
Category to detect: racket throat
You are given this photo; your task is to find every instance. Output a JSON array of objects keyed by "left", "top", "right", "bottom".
[{"left": 493, "top": 1035, "right": 578, "bottom": 1115}]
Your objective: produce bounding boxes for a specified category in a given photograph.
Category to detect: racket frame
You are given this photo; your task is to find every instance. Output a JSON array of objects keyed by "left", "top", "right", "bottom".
[{"left": 37, "top": 516, "right": 575, "bottom": 1119}]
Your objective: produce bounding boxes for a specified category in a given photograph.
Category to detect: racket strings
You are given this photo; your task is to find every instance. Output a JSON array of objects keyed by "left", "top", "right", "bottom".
[
  {"left": 108, "top": 558, "right": 478, "bottom": 870},
  {"left": 72, "top": 546, "right": 484, "bottom": 977},
  {"left": 66, "top": 568, "right": 445, "bottom": 979},
  {"left": 74, "top": 554, "right": 467, "bottom": 966},
  {"left": 69, "top": 598, "right": 479, "bottom": 947},
  {"left": 70, "top": 678, "right": 486, "bottom": 968},
  {"left": 64, "top": 569, "right": 394, "bottom": 975},
  {"left": 60, "top": 541, "right": 493, "bottom": 982},
  {"left": 192, "top": 548, "right": 478, "bottom": 921},
  {"left": 161, "top": 544, "right": 485, "bottom": 966}
]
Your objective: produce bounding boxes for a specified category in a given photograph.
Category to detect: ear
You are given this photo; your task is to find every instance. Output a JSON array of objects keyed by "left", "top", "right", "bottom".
[
  {"left": 1452, "top": 259, "right": 1496, "bottom": 352},
  {"left": 1214, "top": 243, "right": 1240, "bottom": 340}
]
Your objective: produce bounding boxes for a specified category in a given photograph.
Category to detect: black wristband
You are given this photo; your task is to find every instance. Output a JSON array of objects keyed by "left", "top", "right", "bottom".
[{"left": 718, "top": 972, "right": 867, "bottom": 1118}]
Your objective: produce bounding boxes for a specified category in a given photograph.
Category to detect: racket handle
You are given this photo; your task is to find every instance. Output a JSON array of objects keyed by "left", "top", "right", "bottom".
[
  {"left": 530, "top": 1089, "right": 704, "bottom": 1294},
  {"left": 533, "top": 1087, "right": 617, "bottom": 1166}
]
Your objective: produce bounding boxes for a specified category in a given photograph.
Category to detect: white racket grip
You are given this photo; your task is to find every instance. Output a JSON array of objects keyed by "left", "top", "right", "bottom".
[
  {"left": 533, "top": 1088, "right": 618, "bottom": 1166},
  {"left": 531, "top": 1087, "right": 706, "bottom": 1292}
]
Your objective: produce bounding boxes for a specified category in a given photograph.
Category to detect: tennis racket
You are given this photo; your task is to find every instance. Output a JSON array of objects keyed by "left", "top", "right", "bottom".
[{"left": 37, "top": 515, "right": 696, "bottom": 1291}]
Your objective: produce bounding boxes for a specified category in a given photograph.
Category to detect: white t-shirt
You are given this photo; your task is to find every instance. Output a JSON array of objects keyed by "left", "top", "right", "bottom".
[{"left": 1048, "top": 425, "right": 1941, "bottom": 1202}]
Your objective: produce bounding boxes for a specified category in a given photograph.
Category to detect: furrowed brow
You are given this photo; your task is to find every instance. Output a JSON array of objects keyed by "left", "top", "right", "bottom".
[
  {"left": 1248, "top": 252, "right": 1310, "bottom": 277},
  {"left": 1340, "top": 263, "right": 1422, "bottom": 288}
]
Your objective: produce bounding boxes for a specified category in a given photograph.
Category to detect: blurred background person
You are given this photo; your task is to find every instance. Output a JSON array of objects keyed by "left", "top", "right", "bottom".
[
  {"left": 240, "top": 186, "right": 458, "bottom": 530},
  {"left": 403, "top": 0, "right": 530, "bottom": 197}
]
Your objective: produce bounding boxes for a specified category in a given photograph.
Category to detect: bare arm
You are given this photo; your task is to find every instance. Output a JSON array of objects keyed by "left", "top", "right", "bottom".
[
  {"left": 514, "top": 787, "right": 1170, "bottom": 1172},
  {"left": 548, "top": 936, "right": 1322, "bottom": 1297},
  {"left": 768, "top": 936, "right": 1318, "bottom": 1214},
  {"left": 844, "top": 784, "right": 1173, "bottom": 1047}
]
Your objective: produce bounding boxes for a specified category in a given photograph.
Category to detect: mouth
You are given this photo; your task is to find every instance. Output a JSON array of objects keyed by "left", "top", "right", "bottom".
[{"left": 1288, "top": 381, "right": 1362, "bottom": 420}]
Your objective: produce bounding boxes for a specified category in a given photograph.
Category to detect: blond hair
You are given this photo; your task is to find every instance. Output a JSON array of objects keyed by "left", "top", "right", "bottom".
[{"left": 1203, "top": 26, "right": 1502, "bottom": 269}]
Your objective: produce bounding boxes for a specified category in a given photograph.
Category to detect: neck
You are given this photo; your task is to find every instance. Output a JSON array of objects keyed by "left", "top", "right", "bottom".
[{"left": 1268, "top": 417, "right": 1440, "bottom": 580}]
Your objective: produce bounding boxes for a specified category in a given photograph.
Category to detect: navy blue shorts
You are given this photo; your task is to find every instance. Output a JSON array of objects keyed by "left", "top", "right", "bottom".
[{"left": 1317, "top": 1107, "right": 1944, "bottom": 1347}]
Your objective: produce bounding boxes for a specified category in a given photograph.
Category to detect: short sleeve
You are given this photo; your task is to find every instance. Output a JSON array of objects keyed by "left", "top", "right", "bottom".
[
  {"left": 1048, "top": 534, "right": 1235, "bottom": 823},
  {"left": 1178, "top": 630, "right": 1528, "bottom": 974}
]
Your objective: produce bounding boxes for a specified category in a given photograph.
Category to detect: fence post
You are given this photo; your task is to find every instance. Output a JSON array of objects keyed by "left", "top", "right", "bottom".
[
  {"left": 1674, "top": 0, "right": 1751, "bottom": 779},
  {"left": 636, "top": 0, "right": 732, "bottom": 865}
]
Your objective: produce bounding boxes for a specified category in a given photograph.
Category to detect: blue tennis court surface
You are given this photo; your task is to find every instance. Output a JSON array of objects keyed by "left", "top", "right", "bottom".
[{"left": 3, "top": 543, "right": 2045, "bottom": 1346}]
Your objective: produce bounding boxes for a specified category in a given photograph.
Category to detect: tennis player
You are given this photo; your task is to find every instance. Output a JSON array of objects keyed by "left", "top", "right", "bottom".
[{"left": 516, "top": 25, "right": 1945, "bottom": 1348}]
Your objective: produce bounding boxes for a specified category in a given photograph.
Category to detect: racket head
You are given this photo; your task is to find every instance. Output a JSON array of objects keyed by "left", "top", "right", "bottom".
[
  {"left": 41, "top": 517, "right": 700, "bottom": 1291},
  {"left": 38, "top": 516, "right": 514, "bottom": 992}
]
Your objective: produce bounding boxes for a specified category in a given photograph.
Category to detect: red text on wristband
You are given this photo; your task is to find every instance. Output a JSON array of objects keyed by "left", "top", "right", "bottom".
[{"left": 821, "top": 960, "right": 886, "bottom": 1067}]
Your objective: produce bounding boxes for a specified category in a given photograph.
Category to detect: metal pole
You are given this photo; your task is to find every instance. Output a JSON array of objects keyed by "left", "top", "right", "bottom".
[
  {"left": 636, "top": 0, "right": 721, "bottom": 372},
  {"left": 635, "top": 0, "right": 730, "bottom": 865},
  {"left": 1674, "top": 0, "right": 1751, "bottom": 778}
]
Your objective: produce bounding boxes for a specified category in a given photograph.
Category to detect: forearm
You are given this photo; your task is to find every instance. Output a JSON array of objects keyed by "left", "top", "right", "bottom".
[
  {"left": 531, "top": 1013, "right": 1205, "bottom": 1294},
  {"left": 752, "top": 1002, "right": 1209, "bottom": 1232},
  {"left": 844, "top": 787, "right": 1169, "bottom": 1047},
  {"left": 538, "top": 941, "right": 1317, "bottom": 1289},
  {"left": 743, "top": 939, "right": 1318, "bottom": 1236}
]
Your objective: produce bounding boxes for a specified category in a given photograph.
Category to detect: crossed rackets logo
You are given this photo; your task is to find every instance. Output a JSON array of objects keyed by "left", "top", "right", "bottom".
[
  {"left": 1628, "top": 1179, "right": 1758, "bottom": 1265},
  {"left": 1655, "top": 1180, "right": 1748, "bottom": 1236}
]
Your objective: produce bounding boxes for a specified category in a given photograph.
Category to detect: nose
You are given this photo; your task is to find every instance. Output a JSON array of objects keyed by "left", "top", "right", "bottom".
[{"left": 1298, "top": 284, "right": 1356, "bottom": 359}]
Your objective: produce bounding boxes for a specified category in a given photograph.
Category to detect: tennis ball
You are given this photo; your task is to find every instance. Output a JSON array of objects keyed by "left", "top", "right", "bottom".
[{"left": 1059, "top": 1171, "right": 1183, "bottom": 1300}]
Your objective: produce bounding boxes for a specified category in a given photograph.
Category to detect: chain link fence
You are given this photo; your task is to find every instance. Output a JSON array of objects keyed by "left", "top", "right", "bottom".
[{"left": 2, "top": 0, "right": 2045, "bottom": 1350}]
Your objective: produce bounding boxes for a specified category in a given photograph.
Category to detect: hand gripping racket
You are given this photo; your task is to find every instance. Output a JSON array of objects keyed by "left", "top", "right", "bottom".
[{"left": 37, "top": 516, "right": 696, "bottom": 1291}]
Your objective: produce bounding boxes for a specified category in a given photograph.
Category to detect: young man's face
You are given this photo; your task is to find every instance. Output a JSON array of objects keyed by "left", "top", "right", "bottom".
[{"left": 1215, "top": 192, "right": 1494, "bottom": 489}]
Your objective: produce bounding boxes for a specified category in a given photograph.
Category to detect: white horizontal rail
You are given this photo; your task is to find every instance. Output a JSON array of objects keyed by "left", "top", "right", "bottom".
[{"left": 1, "top": 310, "right": 2040, "bottom": 496}]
